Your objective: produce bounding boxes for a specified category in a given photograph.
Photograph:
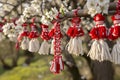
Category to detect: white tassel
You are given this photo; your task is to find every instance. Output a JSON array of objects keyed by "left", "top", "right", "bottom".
[
  {"left": 99, "top": 39, "right": 111, "bottom": 61},
  {"left": 88, "top": 39, "right": 111, "bottom": 62},
  {"left": 50, "top": 39, "right": 54, "bottom": 55},
  {"left": 38, "top": 40, "right": 50, "bottom": 55},
  {"left": 66, "top": 38, "right": 73, "bottom": 54},
  {"left": 111, "top": 38, "right": 120, "bottom": 64},
  {"left": 88, "top": 40, "right": 101, "bottom": 60},
  {"left": 66, "top": 37, "right": 83, "bottom": 56},
  {"left": 28, "top": 39, "right": 40, "bottom": 52},
  {"left": 77, "top": 37, "right": 83, "bottom": 55},
  {"left": 20, "top": 37, "right": 29, "bottom": 50}
]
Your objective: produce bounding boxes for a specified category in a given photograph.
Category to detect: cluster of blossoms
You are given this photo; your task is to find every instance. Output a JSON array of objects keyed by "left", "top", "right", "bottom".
[
  {"left": 2, "top": 23, "right": 23, "bottom": 41},
  {"left": 86, "top": 0, "right": 110, "bottom": 17}
]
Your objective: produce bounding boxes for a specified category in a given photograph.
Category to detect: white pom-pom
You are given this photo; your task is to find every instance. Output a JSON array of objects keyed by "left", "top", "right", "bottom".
[
  {"left": 20, "top": 37, "right": 29, "bottom": 50},
  {"left": 38, "top": 40, "right": 50, "bottom": 55},
  {"left": 111, "top": 38, "right": 120, "bottom": 64},
  {"left": 28, "top": 39, "right": 40, "bottom": 52}
]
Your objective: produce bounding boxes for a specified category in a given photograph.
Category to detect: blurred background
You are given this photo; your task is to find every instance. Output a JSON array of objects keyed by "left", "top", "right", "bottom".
[{"left": 0, "top": 0, "right": 120, "bottom": 80}]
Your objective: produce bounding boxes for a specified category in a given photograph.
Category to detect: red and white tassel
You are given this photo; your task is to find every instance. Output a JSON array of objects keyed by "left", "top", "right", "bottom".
[
  {"left": 88, "top": 14, "right": 111, "bottom": 62},
  {"left": 49, "top": 20, "right": 64, "bottom": 74},
  {"left": 17, "top": 23, "right": 29, "bottom": 50},
  {"left": 50, "top": 55, "right": 64, "bottom": 74},
  {"left": 66, "top": 17, "right": 84, "bottom": 56},
  {"left": 110, "top": 11, "right": 120, "bottom": 64},
  {"left": 38, "top": 24, "right": 50, "bottom": 55},
  {"left": 28, "top": 23, "right": 40, "bottom": 52}
]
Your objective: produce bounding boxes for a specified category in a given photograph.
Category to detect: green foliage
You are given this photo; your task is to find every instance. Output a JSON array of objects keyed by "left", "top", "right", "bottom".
[{"left": 0, "top": 56, "right": 69, "bottom": 80}]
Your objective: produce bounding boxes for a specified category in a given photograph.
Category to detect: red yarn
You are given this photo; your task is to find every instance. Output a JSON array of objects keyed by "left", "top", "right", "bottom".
[
  {"left": 28, "top": 31, "right": 39, "bottom": 39},
  {"left": 40, "top": 24, "right": 50, "bottom": 40},
  {"left": 98, "top": 26, "right": 107, "bottom": 39},
  {"left": 108, "top": 27, "right": 118, "bottom": 40}
]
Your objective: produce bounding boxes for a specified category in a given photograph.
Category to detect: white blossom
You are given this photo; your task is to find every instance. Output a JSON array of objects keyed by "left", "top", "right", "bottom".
[
  {"left": 97, "top": 0, "right": 110, "bottom": 6},
  {"left": 45, "top": 11, "right": 54, "bottom": 20},
  {"left": 51, "top": 7, "right": 58, "bottom": 14},
  {"left": 2, "top": 23, "right": 22, "bottom": 42},
  {"left": 41, "top": 16, "right": 51, "bottom": 25},
  {"left": 86, "top": 0, "right": 110, "bottom": 17},
  {"left": 86, "top": 0, "right": 97, "bottom": 9}
]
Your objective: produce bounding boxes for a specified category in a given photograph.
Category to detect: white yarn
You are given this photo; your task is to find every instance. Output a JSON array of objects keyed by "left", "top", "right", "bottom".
[
  {"left": 111, "top": 38, "right": 120, "bottom": 64},
  {"left": 67, "top": 38, "right": 73, "bottom": 54},
  {"left": 20, "top": 37, "right": 29, "bottom": 50},
  {"left": 38, "top": 40, "right": 50, "bottom": 55},
  {"left": 99, "top": 39, "right": 111, "bottom": 61},
  {"left": 28, "top": 38, "right": 40, "bottom": 52},
  {"left": 88, "top": 40, "right": 101, "bottom": 60},
  {"left": 66, "top": 37, "right": 83, "bottom": 56},
  {"left": 59, "top": 56, "right": 63, "bottom": 70},
  {"left": 88, "top": 39, "right": 111, "bottom": 62}
]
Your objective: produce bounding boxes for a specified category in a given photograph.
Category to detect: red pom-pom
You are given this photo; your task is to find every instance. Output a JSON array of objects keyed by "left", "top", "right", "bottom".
[
  {"left": 113, "top": 26, "right": 120, "bottom": 37},
  {"left": 29, "top": 31, "right": 39, "bottom": 39},
  {"left": 67, "top": 27, "right": 75, "bottom": 37},
  {"left": 108, "top": 27, "right": 118, "bottom": 40},
  {"left": 94, "top": 14, "right": 105, "bottom": 21},
  {"left": 89, "top": 27, "right": 98, "bottom": 39},
  {"left": 21, "top": 31, "right": 29, "bottom": 37},
  {"left": 98, "top": 26, "right": 107, "bottom": 39},
  {"left": 41, "top": 32, "right": 50, "bottom": 40},
  {"left": 74, "top": 27, "right": 84, "bottom": 37}
]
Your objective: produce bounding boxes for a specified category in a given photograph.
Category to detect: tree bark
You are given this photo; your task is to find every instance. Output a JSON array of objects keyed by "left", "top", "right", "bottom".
[
  {"left": 64, "top": 50, "right": 82, "bottom": 80},
  {"left": 91, "top": 60, "right": 114, "bottom": 80},
  {"left": 24, "top": 50, "right": 34, "bottom": 65}
]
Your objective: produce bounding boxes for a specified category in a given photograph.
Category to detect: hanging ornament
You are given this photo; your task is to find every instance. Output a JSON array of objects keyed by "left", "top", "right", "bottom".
[
  {"left": 88, "top": 13, "right": 111, "bottom": 62},
  {"left": 17, "top": 23, "right": 29, "bottom": 50},
  {"left": 49, "top": 13, "right": 64, "bottom": 74},
  {"left": 66, "top": 9, "right": 84, "bottom": 56},
  {"left": 28, "top": 23, "right": 40, "bottom": 52},
  {"left": 38, "top": 24, "right": 51, "bottom": 55},
  {"left": 108, "top": 0, "right": 120, "bottom": 64}
]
